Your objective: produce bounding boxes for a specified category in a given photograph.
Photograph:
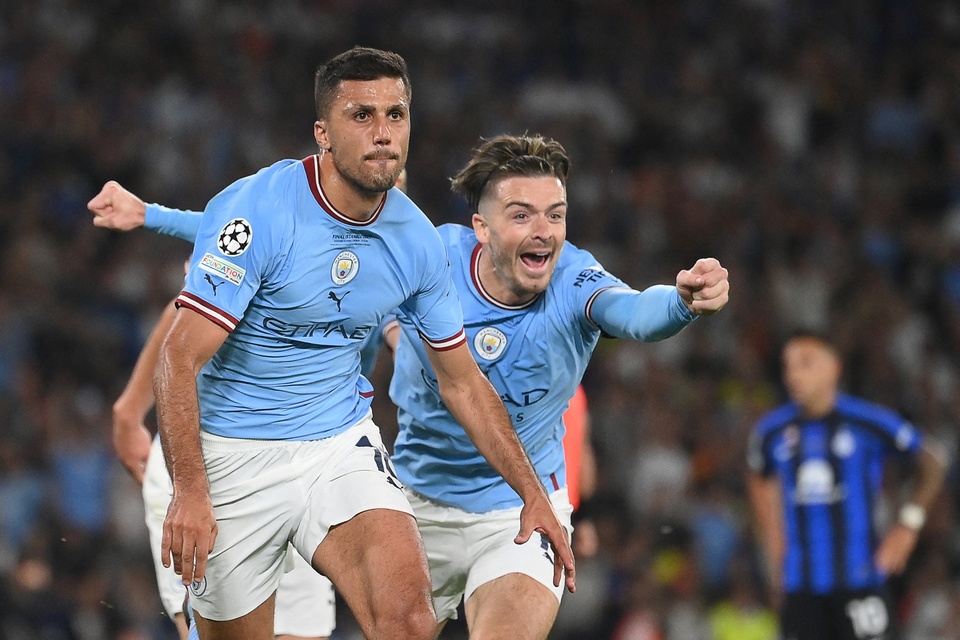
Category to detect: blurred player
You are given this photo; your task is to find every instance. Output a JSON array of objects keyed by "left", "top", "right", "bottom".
[
  {"left": 111, "top": 298, "right": 336, "bottom": 640},
  {"left": 91, "top": 48, "right": 572, "bottom": 640},
  {"left": 747, "top": 331, "right": 946, "bottom": 640},
  {"left": 93, "top": 133, "right": 728, "bottom": 639}
]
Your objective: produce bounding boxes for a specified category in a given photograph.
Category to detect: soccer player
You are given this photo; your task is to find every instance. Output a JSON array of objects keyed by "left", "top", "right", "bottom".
[
  {"left": 381, "top": 134, "right": 728, "bottom": 639},
  {"left": 112, "top": 298, "right": 337, "bottom": 640},
  {"left": 100, "top": 48, "right": 574, "bottom": 640},
  {"left": 747, "top": 331, "right": 947, "bottom": 640},
  {"left": 92, "top": 133, "right": 729, "bottom": 639}
]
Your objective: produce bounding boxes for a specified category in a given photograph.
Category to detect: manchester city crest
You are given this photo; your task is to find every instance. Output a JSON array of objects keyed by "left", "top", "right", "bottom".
[
  {"left": 474, "top": 327, "right": 507, "bottom": 361},
  {"left": 331, "top": 250, "right": 359, "bottom": 285}
]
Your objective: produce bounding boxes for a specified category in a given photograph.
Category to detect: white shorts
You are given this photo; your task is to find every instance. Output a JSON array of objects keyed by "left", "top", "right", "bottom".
[
  {"left": 144, "top": 436, "right": 339, "bottom": 635},
  {"left": 190, "top": 414, "right": 413, "bottom": 622},
  {"left": 407, "top": 487, "right": 574, "bottom": 622}
]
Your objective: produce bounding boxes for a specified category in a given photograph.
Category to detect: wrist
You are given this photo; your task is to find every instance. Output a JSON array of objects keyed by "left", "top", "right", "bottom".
[{"left": 898, "top": 502, "right": 926, "bottom": 531}]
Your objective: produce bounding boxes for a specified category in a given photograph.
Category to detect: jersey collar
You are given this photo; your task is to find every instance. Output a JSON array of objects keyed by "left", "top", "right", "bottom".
[
  {"left": 301, "top": 154, "right": 386, "bottom": 226},
  {"left": 470, "top": 243, "right": 540, "bottom": 310}
]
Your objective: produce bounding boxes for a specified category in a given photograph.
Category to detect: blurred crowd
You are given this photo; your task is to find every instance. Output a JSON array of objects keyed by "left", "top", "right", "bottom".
[{"left": 2, "top": 0, "right": 960, "bottom": 638}]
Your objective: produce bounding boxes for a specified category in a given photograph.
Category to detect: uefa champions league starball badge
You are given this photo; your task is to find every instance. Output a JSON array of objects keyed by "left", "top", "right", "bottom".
[{"left": 217, "top": 218, "right": 253, "bottom": 256}]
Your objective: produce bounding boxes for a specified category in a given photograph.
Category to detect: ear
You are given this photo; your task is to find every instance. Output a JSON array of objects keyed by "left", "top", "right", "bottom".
[
  {"left": 472, "top": 212, "right": 489, "bottom": 243},
  {"left": 314, "top": 121, "right": 331, "bottom": 151}
]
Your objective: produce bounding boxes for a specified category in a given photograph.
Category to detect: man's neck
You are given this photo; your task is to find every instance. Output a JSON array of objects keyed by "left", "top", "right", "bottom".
[
  {"left": 799, "top": 391, "right": 838, "bottom": 419},
  {"left": 318, "top": 153, "right": 382, "bottom": 222}
]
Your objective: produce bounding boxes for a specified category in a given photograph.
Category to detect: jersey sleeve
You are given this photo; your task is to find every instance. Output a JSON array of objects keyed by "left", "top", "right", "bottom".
[
  {"left": 563, "top": 246, "right": 695, "bottom": 339},
  {"left": 176, "top": 177, "right": 283, "bottom": 332},
  {"left": 746, "top": 424, "right": 775, "bottom": 477},
  {"left": 877, "top": 413, "right": 923, "bottom": 457},
  {"left": 144, "top": 204, "right": 203, "bottom": 243},
  {"left": 397, "top": 230, "right": 465, "bottom": 351},
  {"left": 588, "top": 285, "right": 697, "bottom": 341}
]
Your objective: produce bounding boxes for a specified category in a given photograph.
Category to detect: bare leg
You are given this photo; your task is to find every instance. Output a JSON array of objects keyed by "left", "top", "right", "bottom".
[
  {"left": 313, "top": 509, "right": 437, "bottom": 640},
  {"left": 464, "top": 573, "right": 559, "bottom": 640},
  {"left": 192, "top": 592, "right": 276, "bottom": 640}
]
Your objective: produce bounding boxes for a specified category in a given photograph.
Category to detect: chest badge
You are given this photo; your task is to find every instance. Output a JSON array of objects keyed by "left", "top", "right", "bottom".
[
  {"left": 474, "top": 327, "right": 507, "bottom": 361},
  {"left": 332, "top": 250, "right": 359, "bottom": 285}
]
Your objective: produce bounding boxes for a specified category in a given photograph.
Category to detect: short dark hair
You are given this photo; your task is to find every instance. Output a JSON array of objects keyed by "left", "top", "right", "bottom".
[
  {"left": 450, "top": 134, "right": 571, "bottom": 212},
  {"left": 784, "top": 330, "right": 838, "bottom": 355},
  {"left": 314, "top": 47, "right": 411, "bottom": 119}
]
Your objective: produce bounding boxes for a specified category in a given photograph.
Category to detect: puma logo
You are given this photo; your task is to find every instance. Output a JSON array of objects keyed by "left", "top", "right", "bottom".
[
  {"left": 204, "top": 274, "right": 224, "bottom": 295},
  {"left": 328, "top": 290, "right": 349, "bottom": 312}
]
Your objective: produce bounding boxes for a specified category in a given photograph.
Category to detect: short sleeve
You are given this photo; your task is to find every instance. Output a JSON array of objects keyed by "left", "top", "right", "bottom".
[
  {"left": 397, "top": 232, "right": 465, "bottom": 351},
  {"left": 177, "top": 177, "right": 282, "bottom": 332}
]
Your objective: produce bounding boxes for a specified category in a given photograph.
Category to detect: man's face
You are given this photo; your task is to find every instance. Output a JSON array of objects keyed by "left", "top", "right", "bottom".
[
  {"left": 782, "top": 338, "right": 841, "bottom": 408},
  {"left": 473, "top": 175, "right": 567, "bottom": 303},
  {"left": 315, "top": 77, "right": 410, "bottom": 193}
]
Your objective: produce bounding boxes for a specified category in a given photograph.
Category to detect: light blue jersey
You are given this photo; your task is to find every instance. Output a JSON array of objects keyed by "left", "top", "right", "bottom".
[
  {"left": 174, "top": 155, "right": 465, "bottom": 441},
  {"left": 391, "top": 224, "right": 696, "bottom": 512}
]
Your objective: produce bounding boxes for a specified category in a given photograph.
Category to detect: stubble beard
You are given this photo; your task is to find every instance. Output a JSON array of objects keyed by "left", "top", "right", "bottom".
[{"left": 334, "top": 154, "right": 403, "bottom": 195}]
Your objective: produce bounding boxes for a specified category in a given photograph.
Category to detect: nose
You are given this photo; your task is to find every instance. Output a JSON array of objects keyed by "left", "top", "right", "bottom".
[
  {"left": 372, "top": 115, "right": 391, "bottom": 146},
  {"left": 531, "top": 214, "right": 553, "bottom": 240}
]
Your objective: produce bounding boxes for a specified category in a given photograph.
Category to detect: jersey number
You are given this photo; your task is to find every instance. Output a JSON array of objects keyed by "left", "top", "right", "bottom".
[{"left": 845, "top": 596, "right": 888, "bottom": 638}]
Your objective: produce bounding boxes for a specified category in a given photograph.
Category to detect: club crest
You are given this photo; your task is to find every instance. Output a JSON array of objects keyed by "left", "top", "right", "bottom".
[
  {"left": 332, "top": 251, "right": 359, "bottom": 285},
  {"left": 474, "top": 327, "right": 507, "bottom": 361}
]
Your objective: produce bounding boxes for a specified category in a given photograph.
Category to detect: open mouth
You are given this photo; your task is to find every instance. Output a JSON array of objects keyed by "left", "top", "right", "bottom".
[{"left": 520, "top": 252, "right": 551, "bottom": 270}]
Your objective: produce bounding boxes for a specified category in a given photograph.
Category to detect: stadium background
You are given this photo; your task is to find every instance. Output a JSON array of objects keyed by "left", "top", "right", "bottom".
[{"left": 1, "top": 0, "right": 959, "bottom": 638}]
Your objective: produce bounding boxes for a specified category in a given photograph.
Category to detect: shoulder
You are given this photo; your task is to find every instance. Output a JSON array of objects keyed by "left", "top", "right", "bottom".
[
  {"left": 753, "top": 403, "right": 799, "bottom": 437},
  {"left": 435, "top": 223, "right": 476, "bottom": 248},
  {"left": 835, "top": 394, "right": 905, "bottom": 429}
]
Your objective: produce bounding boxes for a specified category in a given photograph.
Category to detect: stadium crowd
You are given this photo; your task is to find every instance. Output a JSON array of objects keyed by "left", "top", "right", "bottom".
[{"left": 1, "top": 0, "right": 959, "bottom": 638}]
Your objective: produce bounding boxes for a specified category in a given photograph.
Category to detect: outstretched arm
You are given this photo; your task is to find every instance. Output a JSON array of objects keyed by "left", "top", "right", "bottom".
[
  {"left": 112, "top": 300, "right": 177, "bottom": 484},
  {"left": 425, "top": 341, "right": 576, "bottom": 593},
  {"left": 590, "top": 258, "right": 729, "bottom": 341},
  {"left": 89, "top": 181, "right": 202, "bottom": 242}
]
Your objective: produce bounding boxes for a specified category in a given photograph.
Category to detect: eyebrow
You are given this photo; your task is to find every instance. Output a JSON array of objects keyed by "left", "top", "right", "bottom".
[
  {"left": 343, "top": 101, "right": 408, "bottom": 112},
  {"left": 504, "top": 200, "right": 567, "bottom": 210}
]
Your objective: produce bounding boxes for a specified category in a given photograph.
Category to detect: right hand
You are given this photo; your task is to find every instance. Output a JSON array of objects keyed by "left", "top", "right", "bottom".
[
  {"left": 88, "top": 181, "right": 146, "bottom": 231},
  {"left": 161, "top": 486, "right": 218, "bottom": 587},
  {"left": 112, "top": 402, "right": 152, "bottom": 484}
]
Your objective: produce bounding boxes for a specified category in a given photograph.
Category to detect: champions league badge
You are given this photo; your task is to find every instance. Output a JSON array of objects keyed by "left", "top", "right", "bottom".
[
  {"left": 332, "top": 250, "right": 359, "bottom": 285},
  {"left": 217, "top": 218, "right": 252, "bottom": 256},
  {"left": 474, "top": 327, "right": 507, "bottom": 361}
]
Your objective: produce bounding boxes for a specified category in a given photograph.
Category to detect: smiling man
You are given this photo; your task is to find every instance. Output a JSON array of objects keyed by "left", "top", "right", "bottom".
[{"left": 384, "top": 134, "right": 729, "bottom": 639}]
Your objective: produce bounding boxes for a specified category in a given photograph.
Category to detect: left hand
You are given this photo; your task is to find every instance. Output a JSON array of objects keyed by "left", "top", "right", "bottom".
[
  {"left": 516, "top": 496, "right": 576, "bottom": 593},
  {"left": 676, "top": 257, "right": 729, "bottom": 315},
  {"left": 875, "top": 525, "right": 918, "bottom": 574}
]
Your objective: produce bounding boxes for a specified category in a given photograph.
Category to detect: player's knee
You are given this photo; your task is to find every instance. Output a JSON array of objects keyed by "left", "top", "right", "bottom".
[{"left": 370, "top": 600, "right": 436, "bottom": 640}]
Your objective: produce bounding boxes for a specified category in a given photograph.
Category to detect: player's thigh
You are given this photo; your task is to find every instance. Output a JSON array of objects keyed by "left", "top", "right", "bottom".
[
  {"left": 834, "top": 589, "right": 898, "bottom": 640},
  {"left": 312, "top": 509, "right": 435, "bottom": 639},
  {"left": 465, "top": 573, "right": 559, "bottom": 640},
  {"left": 193, "top": 591, "right": 275, "bottom": 640},
  {"left": 275, "top": 546, "right": 336, "bottom": 639},
  {"left": 293, "top": 417, "right": 435, "bottom": 638}
]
